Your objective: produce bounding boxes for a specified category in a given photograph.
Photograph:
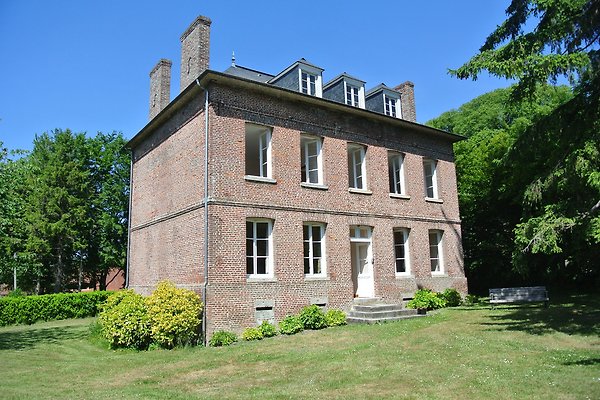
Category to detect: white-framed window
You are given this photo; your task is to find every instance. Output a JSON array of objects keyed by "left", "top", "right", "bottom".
[
  {"left": 245, "top": 123, "right": 272, "bottom": 178},
  {"left": 246, "top": 219, "right": 274, "bottom": 277},
  {"left": 301, "top": 135, "right": 323, "bottom": 185},
  {"left": 348, "top": 144, "right": 367, "bottom": 190},
  {"left": 429, "top": 230, "right": 444, "bottom": 275},
  {"left": 388, "top": 151, "right": 406, "bottom": 195},
  {"left": 393, "top": 228, "right": 410, "bottom": 275},
  {"left": 303, "top": 223, "right": 325, "bottom": 276},
  {"left": 384, "top": 94, "right": 401, "bottom": 118},
  {"left": 423, "top": 159, "right": 438, "bottom": 199},
  {"left": 301, "top": 71, "right": 317, "bottom": 95},
  {"left": 345, "top": 84, "right": 360, "bottom": 107}
]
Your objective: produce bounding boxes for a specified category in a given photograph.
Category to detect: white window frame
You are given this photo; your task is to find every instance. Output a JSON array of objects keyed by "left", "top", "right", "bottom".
[
  {"left": 384, "top": 93, "right": 401, "bottom": 118},
  {"left": 298, "top": 66, "right": 323, "bottom": 97},
  {"left": 303, "top": 223, "right": 326, "bottom": 277},
  {"left": 246, "top": 219, "right": 274, "bottom": 278},
  {"left": 429, "top": 230, "right": 444, "bottom": 275},
  {"left": 300, "top": 135, "right": 323, "bottom": 185},
  {"left": 393, "top": 228, "right": 410, "bottom": 276},
  {"left": 423, "top": 159, "right": 439, "bottom": 199},
  {"left": 245, "top": 124, "right": 272, "bottom": 179},
  {"left": 348, "top": 144, "right": 367, "bottom": 190},
  {"left": 388, "top": 152, "right": 406, "bottom": 196}
]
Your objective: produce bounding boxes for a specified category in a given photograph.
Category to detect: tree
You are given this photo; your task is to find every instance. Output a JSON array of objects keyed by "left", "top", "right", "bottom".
[
  {"left": 25, "top": 130, "right": 92, "bottom": 293},
  {"left": 86, "top": 132, "right": 130, "bottom": 290},
  {"left": 449, "top": 0, "right": 600, "bottom": 287},
  {"left": 428, "top": 85, "right": 573, "bottom": 292}
]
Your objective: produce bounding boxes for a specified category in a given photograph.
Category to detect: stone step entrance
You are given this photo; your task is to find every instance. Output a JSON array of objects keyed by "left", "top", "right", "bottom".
[{"left": 347, "top": 298, "right": 425, "bottom": 324}]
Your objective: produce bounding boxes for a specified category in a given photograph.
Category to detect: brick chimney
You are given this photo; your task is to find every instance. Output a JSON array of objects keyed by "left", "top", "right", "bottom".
[
  {"left": 180, "top": 15, "right": 212, "bottom": 92},
  {"left": 149, "top": 59, "right": 172, "bottom": 120},
  {"left": 394, "top": 81, "right": 416, "bottom": 122}
]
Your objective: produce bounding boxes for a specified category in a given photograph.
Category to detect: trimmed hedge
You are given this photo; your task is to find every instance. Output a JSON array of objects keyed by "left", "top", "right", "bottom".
[{"left": 0, "top": 291, "right": 112, "bottom": 326}]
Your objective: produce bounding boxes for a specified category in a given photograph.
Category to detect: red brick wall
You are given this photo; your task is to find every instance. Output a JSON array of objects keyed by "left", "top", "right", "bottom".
[{"left": 129, "top": 80, "right": 467, "bottom": 337}]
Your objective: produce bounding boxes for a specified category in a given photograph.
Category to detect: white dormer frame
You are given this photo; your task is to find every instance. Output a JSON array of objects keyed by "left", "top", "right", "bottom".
[
  {"left": 298, "top": 64, "right": 323, "bottom": 98},
  {"left": 383, "top": 91, "right": 402, "bottom": 119},
  {"left": 343, "top": 76, "right": 365, "bottom": 109}
]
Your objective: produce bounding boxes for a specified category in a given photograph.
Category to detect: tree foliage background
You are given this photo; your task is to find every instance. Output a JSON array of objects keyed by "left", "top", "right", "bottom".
[
  {"left": 429, "top": 0, "right": 599, "bottom": 292},
  {"left": 0, "top": 130, "right": 129, "bottom": 293}
]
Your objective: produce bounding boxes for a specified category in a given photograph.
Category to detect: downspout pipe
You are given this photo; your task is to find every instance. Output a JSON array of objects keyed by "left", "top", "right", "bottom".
[
  {"left": 125, "top": 152, "right": 133, "bottom": 288},
  {"left": 196, "top": 78, "right": 210, "bottom": 346}
]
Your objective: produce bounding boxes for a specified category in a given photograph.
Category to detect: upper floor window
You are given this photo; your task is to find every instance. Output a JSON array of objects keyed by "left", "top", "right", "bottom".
[
  {"left": 423, "top": 159, "right": 438, "bottom": 199},
  {"left": 429, "top": 230, "right": 444, "bottom": 275},
  {"left": 384, "top": 94, "right": 400, "bottom": 118},
  {"left": 245, "top": 124, "right": 272, "bottom": 179},
  {"left": 301, "top": 135, "right": 323, "bottom": 185},
  {"left": 301, "top": 71, "right": 317, "bottom": 95},
  {"left": 388, "top": 152, "right": 406, "bottom": 195},
  {"left": 394, "top": 228, "right": 410, "bottom": 275},
  {"left": 348, "top": 144, "right": 367, "bottom": 190},
  {"left": 246, "top": 219, "right": 274, "bottom": 277},
  {"left": 304, "top": 223, "right": 325, "bottom": 276},
  {"left": 345, "top": 84, "right": 360, "bottom": 107}
]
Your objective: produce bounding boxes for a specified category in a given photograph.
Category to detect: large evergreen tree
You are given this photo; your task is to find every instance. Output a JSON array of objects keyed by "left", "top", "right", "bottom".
[{"left": 448, "top": 0, "right": 600, "bottom": 288}]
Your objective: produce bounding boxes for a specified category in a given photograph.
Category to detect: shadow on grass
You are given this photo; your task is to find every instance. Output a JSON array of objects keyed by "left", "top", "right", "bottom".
[
  {"left": 563, "top": 358, "right": 600, "bottom": 366},
  {"left": 482, "top": 294, "right": 600, "bottom": 336},
  {"left": 0, "top": 323, "right": 89, "bottom": 351}
]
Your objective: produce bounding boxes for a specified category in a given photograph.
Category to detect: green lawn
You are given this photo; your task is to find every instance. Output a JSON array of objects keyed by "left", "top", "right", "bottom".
[{"left": 1, "top": 294, "right": 598, "bottom": 399}]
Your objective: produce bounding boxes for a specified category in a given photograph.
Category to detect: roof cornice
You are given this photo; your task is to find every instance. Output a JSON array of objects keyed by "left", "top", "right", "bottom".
[{"left": 127, "top": 70, "right": 464, "bottom": 149}]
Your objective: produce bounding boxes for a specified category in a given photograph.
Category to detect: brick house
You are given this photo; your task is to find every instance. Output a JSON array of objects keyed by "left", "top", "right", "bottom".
[{"left": 126, "top": 15, "right": 467, "bottom": 339}]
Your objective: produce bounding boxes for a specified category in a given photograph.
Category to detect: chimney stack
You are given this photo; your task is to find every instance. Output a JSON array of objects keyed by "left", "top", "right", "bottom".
[
  {"left": 180, "top": 15, "right": 212, "bottom": 92},
  {"left": 394, "top": 81, "right": 416, "bottom": 122},
  {"left": 149, "top": 59, "right": 172, "bottom": 120}
]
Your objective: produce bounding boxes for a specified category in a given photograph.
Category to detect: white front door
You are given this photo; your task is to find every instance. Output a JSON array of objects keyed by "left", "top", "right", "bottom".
[{"left": 351, "top": 226, "right": 374, "bottom": 298}]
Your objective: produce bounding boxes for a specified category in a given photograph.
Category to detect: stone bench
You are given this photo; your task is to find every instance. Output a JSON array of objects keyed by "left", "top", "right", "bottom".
[{"left": 489, "top": 286, "right": 549, "bottom": 308}]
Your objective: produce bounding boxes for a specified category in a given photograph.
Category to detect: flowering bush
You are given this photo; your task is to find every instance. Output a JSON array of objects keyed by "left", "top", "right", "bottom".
[
  {"left": 98, "top": 290, "right": 151, "bottom": 349},
  {"left": 146, "top": 281, "right": 203, "bottom": 348}
]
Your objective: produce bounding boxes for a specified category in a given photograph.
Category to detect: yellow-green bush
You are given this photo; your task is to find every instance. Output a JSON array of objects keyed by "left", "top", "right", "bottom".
[
  {"left": 146, "top": 281, "right": 203, "bottom": 348},
  {"left": 98, "top": 290, "right": 151, "bottom": 349}
]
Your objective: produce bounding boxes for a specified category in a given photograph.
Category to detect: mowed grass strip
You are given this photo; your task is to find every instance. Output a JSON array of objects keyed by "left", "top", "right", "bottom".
[{"left": 0, "top": 294, "right": 598, "bottom": 399}]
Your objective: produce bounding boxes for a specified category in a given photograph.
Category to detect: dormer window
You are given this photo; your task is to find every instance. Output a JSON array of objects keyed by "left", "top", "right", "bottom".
[
  {"left": 323, "top": 73, "right": 365, "bottom": 108},
  {"left": 384, "top": 94, "right": 400, "bottom": 118},
  {"left": 345, "top": 84, "right": 360, "bottom": 107},
  {"left": 301, "top": 71, "right": 317, "bottom": 95},
  {"left": 365, "top": 84, "right": 403, "bottom": 119},
  {"left": 269, "top": 59, "right": 324, "bottom": 98}
]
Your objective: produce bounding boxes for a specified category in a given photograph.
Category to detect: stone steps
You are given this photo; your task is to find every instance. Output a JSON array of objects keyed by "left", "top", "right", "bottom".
[{"left": 347, "top": 299, "right": 425, "bottom": 324}]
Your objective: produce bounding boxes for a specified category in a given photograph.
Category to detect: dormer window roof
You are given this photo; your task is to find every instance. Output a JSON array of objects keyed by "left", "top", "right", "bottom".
[
  {"left": 323, "top": 73, "right": 366, "bottom": 109},
  {"left": 269, "top": 58, "right": 324, "bottom": 98},
  {"left": 365, "top": 84, "right": 403, "bottom": 119}
]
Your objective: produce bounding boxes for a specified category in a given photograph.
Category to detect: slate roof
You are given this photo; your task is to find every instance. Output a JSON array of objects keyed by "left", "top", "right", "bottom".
[{"left": 223, "top": 65, "right": 274, "bottom": 83}]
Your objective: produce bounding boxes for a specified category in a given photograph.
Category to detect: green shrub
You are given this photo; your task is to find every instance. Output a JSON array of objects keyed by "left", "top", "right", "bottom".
[
  {"left": 464, "top": 294, "right": 481, "bottom": 306},
  {"left": 325, "top": 309, "right": 347, "bottom": 326},
  {"left": 0, "top": 291, "right": 112, "bottom": 326},
  {"left": 241, "top": 327, "right": 264, "bottom": 341},
  {"left": 7, "top": 289, "right": 24, "bottom": 298},
  {"left": 279, "top": 315, "right": 304, "bottom": 335},
  {"left": 259, "top": 320, "right": 278, "bottom": 338},
  {"left": 209, "top": 330, "right": 237, "bottom": 347},
  {"left": 299, "top": 305, "right": 327, "bottom": 330},
  {"left": 441, "top": 288, "right": 462, "bottom": 307},
  {"left": 98, "top": 290, "right": 151, "bottom": 349},
  {"left": 146, "top": 281, "right": 203, "bottom": 348},
  {"left": 406, "top": 289, "right": 447, "bottom": 310}
]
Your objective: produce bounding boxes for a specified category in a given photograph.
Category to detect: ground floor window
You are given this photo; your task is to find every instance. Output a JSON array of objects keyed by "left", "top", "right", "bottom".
[
  {"left": 246, "top": 219, "right": 273, "bottom": 277},
  {"left": 303, "top": 223, "right": 325, "bottom": 276},
  {"left": 429, "top": 230, "right": 444, "bottom": 274},
  {"left": 393, "top": 228, "right": 410, "bottom": 275}
]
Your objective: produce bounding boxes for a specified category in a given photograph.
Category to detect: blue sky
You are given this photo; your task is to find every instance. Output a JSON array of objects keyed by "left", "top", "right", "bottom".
[{"left": 0, "top": 1, "right": 512, "bottom": 151}]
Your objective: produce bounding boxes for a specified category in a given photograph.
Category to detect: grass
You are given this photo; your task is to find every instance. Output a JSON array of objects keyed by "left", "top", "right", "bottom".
[{"left": 0, "top": 294, "right": 598, "bottom": 399}]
